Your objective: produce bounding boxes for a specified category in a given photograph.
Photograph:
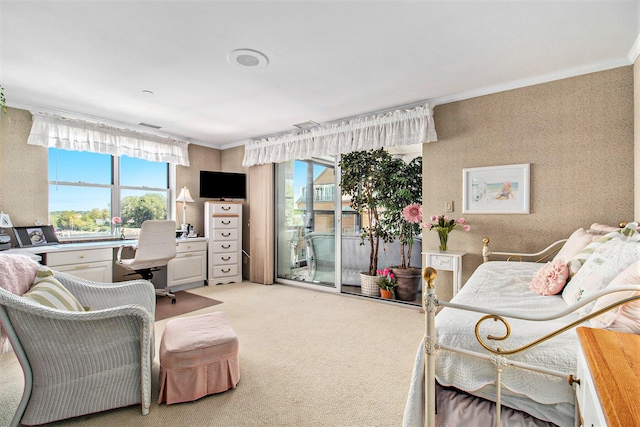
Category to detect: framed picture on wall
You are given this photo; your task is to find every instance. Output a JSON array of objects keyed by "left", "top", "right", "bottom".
[{"left": 462, "top": 163, "right": 530, "bottom": 214}]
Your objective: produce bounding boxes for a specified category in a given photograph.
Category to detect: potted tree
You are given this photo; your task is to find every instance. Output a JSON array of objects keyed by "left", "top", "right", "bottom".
[
  {"left": 339, "top": 148, "right": 395, "bottom": 296},
  {"left": 380, "top": 156, "right": 423, "bottom": 301}
]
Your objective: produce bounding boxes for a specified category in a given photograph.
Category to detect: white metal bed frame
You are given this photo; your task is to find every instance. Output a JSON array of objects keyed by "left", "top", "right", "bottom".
[{"left": 421, "top": 238, "right": 640, "bottom": 427}]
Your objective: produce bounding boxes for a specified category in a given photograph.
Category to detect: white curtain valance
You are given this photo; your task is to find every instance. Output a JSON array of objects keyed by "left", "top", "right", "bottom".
[
  {"left": 27, "top": 112, "right": 190, "bottom": 166},
  {"left": 242, "top": 103, "right": 437, "bottom": 167}
]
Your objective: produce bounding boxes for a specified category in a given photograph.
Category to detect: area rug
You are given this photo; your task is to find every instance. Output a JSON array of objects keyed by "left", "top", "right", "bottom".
[{"left": 155, "top": 291, "right": 223, "bottom": 321}]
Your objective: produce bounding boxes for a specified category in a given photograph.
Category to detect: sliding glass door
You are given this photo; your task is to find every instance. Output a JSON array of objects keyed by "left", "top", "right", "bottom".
[{"left": 275, "top": 157, "right": 338, "bottom": 288}]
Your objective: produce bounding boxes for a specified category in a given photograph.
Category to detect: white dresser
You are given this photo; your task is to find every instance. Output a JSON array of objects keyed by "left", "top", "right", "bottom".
[{"left": 204, "top": 201, "right": 243, "bottom": 285}]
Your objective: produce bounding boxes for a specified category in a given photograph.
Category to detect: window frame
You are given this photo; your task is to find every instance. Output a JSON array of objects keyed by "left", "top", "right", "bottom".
[{"left": 48, "top": 148, "right": 176, "bottom": 241}]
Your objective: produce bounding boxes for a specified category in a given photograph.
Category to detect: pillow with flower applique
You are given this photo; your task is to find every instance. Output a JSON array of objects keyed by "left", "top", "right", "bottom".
[{"left": 562, "top": 231, "right": 640, "bottom": 315}]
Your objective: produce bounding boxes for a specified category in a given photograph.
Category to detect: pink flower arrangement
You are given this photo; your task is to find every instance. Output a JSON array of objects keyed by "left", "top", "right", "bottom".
[
  {"left": 111, "top": 216, "right": 122, "bottom": 225},
  {"left": 402, "top": 203, "right": 422, "bottom": 224},
  {"left": 422, "top": 215, "right": 471, "bottom": 233},
  {"left": 376, "top": 267, "right": 398, "bottom": 290},
  {"left": 422, "top": 214, "right": 470, "bottom": 251}
]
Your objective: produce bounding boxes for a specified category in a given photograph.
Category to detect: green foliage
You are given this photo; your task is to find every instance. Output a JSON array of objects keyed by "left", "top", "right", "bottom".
[
  {"left": 50, "top": 208, "right": 111, "bottom": 233},
  {"left": 49, "top": 193, "right": 167, "bottom": 235},
  {"left": 339, "top": 148, "right": 396, "bottom": 275},
  {"left": 380, "top": 156, "right": 422, "bottom": 268},
  {"left": 121, "top": 193, "right": 167, "bottom": 227}
]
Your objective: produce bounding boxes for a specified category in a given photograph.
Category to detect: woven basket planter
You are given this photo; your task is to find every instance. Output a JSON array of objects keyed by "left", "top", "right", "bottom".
[{"left": 360, "top": 272, "right": 380, "bottom": 297}]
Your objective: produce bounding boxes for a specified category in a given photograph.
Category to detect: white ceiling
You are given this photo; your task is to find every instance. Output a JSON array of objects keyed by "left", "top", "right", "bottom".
[{"left": 1, "top": 1, "right": 639, "bottom": 150}]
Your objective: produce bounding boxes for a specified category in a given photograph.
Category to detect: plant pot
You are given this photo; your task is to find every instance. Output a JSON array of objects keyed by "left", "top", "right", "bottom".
[
  {"left": 392, "top": 267, "right": 421, "bottom": 301},
  {"left": 380, "top": 289, "right": 393, "bottom": 299},
  {"left": 360, "top": 272, "right": 380, "bottom": 297}
]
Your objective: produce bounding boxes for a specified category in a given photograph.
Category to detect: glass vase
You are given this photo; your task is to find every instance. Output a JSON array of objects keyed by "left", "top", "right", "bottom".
[{"left": 438, "top": 231, "right": 448, "bottom": 252}]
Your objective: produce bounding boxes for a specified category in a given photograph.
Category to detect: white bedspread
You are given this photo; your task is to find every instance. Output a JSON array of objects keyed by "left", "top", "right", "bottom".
[{"left": 404, "top": 261, "right": 580, "bottom": 427}]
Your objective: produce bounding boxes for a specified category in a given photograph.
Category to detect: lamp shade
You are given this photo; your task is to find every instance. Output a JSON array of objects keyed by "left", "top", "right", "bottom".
[
  {"left": 0, "top": 212, "right": 12, "bottom": 228},
  {"left": 176, "top": 187, "right": 194, "bottom": 203}
]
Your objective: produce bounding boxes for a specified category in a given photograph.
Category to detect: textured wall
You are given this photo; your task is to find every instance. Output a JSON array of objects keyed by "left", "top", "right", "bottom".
[
  {"left": 425, "top": 66, "right": 634, "bottom": 301},
  {"left": 0, "top": 107, "right": 49, "bottom": 228},
  {"left": 177, "top": 143, "right": 221, "bottom": 237}
]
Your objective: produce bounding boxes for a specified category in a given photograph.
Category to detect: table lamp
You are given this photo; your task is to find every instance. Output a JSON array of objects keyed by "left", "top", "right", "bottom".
[{"left": 176, "top": 187, "right": 194, "bottom": 230}]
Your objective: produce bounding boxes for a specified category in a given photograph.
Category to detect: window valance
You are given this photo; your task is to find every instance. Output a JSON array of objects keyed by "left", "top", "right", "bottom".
[
  {"left": 242, "top": 103, "right": 437, "bottom": 167},
  {"left": 27, "top": 112, "right": 190, "bottom": 166}
]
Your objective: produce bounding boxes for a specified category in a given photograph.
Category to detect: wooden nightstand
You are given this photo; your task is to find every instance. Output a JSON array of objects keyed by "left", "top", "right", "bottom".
[
  {"left": 576, "top": 327, "right": 640, "bottom": 427},
  {"left": 422, "top": 250, "right": 466, "bottom": 296}
]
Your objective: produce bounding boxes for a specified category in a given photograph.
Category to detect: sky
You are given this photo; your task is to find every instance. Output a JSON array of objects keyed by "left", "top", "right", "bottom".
[
  {"left": 48, "top": 148, "right": 168, "bottom": 212},
  {"left": 293, "top": 160, "right": 328, "bottom": 202}
]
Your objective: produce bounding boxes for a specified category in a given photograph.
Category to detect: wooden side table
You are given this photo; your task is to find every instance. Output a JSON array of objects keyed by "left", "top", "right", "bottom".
[
  {"left": 576, "top": 326, "right": 640, "bottom": 427},
  {"left": 422, "top": 250, "right": 466, "bottom": 296}
]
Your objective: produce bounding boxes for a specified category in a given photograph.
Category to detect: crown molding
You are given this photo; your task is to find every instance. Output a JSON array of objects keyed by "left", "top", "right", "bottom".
[
  {"left": 428, "top": 58, "right": 632, "bottom": 107},
  {"left": 628, "top": 33, "right": 640, "bottom": 64}
]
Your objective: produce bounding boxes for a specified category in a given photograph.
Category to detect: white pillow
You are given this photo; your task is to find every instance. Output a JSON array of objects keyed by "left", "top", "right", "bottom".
[
  {"left": 553, "top": 228, "right": 596, "bottom": 264},
  {"left": 590, "top": 260, "right": 640, "bottom": 334},
  {"left": 562, "top": 237, "right": 640, "bottom": 315}
]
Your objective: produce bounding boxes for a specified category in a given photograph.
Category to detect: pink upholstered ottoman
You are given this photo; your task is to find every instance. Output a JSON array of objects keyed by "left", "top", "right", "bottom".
[{"left": 158, "top": 311, "right": 240, "bottom": 405}]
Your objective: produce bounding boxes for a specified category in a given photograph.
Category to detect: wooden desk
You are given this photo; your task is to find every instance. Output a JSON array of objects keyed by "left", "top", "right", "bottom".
[{"left": 576, "top": 327, "right": 640, "bottom": 427}]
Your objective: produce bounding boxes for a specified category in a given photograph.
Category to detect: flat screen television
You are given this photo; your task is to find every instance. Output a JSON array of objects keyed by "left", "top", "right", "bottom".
[{"left": 199, "top": 171, "right": 247, "bottom": 200}]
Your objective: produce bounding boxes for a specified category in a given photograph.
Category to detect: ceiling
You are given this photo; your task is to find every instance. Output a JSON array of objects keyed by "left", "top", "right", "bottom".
[{"left": 1, "top": 1, "right": 639, "bottom": 150}]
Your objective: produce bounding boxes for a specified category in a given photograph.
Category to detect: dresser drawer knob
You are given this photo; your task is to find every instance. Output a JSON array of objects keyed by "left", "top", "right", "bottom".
[
  {"left": 222, "top": 206, "right": 231, "bottom": 211},
  {"left": 222, "top": 232, "right": 231, "bottom": 237},
  {"left": 222, "top": 268, "right": 231, "bottom": 273},
  {"left": 222, "top": 220, "right": 231, "bottom": 225},
  {"left": 222, "top": 256, "right": 231, "bottom": 261}
]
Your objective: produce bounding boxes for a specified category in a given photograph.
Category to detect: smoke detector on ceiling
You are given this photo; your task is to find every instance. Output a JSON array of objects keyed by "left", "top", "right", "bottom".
[{"left": 227, "top": 49, "right": 269, "bottom": 68}]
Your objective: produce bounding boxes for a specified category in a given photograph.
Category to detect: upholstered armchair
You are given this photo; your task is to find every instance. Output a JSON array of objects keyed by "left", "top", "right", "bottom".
[{"left": 0, "top": 270, "right": 155, "bottom": 426}]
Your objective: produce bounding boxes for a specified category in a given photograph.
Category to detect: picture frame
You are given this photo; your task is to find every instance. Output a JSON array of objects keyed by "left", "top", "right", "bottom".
[
  {"left": 462, "top": 163, "right": 530, "bottom": 214},
  {"left": 13, "top": 225, "right": 60, "bottom": 248}
]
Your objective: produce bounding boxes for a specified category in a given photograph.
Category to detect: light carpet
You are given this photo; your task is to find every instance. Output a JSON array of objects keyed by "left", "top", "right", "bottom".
[{"left": 0, "top": 281, "right": 424, "bottom": 427}]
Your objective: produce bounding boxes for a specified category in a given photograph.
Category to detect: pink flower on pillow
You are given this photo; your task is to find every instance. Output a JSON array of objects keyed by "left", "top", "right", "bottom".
[{"left": 530, "top": 260, "right": 569, "bottom": 296}]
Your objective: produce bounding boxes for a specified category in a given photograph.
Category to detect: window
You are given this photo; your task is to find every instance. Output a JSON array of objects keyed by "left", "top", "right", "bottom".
[{"left": 48, "top": 148, "right": 170, "bottom": 239}]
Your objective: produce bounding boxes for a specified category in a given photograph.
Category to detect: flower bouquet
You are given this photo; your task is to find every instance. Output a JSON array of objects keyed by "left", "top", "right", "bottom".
[
  {"left": 376, "top": 267, "right": 397, "bottom": 298},
  {"left": 422, "top": 214, "right": 470, "bottom": 251}
]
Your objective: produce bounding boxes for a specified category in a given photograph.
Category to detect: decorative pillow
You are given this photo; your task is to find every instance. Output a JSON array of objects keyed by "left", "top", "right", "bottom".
[
  {"left": 529, "top": 260, "right": 569, "bottom": 295},
  {"left": 589, "top": 223, "right": 622, "bottom": 234},
  {"left": 590, "top": 260, "right": 640, "bottom": 334},
  {"left": 567, "top": 231, "right": 622, "bottom": 278},
  {"left": 553, "top": 228, "right": 596, "bottom": 264},
  {"left": 0, "top": 254, "right": 40, "bottom": 296},
  {"left": 561, "top": 238, "right": 640, "bottom": 315},
  {"left": 23, "top": 267, "right": 86, "bottom": 311}
]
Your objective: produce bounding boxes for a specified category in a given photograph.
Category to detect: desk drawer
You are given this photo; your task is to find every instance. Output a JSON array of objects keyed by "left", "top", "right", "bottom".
[
  {"left": 176, "top": 240, "right": 207, "bottom": 254},
  {"left": 210, "top": 217, "right": 239, "bottom": 230},
  {"left": 429, "top": 255, "right": 452, "bottom": 270},
  {"left": 47, "top": 248, "right": 112, "bottom": 267}
]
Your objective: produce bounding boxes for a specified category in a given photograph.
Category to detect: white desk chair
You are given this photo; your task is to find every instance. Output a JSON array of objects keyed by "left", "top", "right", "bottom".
[{"left": 117, "top": 220, "right": 178, "bottom": 303}]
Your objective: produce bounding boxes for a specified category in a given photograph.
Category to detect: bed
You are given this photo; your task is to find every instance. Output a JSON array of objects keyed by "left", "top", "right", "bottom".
[{"left": 403, "top": 222, "right": 640, "bottom": 427}]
